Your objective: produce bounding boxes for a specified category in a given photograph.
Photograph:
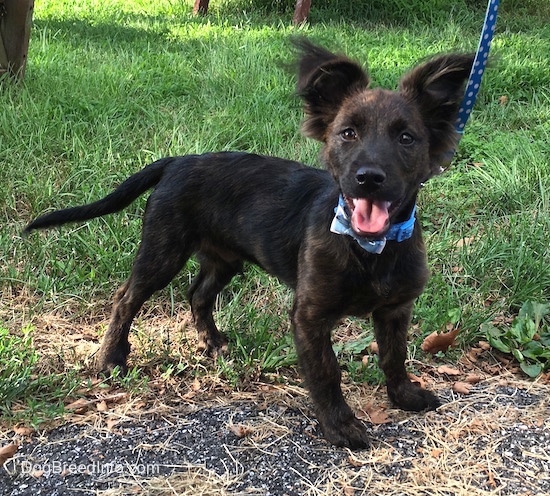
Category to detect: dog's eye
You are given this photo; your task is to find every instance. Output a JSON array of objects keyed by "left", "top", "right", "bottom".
[
  {"left": 399, "top": 133, "right": 415, "bottom": 145},
  {"left": 340, "top": 128, "right": 357, "bottom": 142}
]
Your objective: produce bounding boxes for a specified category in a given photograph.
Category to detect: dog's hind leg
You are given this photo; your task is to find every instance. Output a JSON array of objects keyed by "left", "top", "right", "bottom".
[
  {"left": 187, "top": 252, "right": 243, "bottom": 356},
  {"left": 97, "top": 228, "right": 193, "bottom": 375},
  {"left": 373, "top": 302, "right": 441, "bottom": 411}
]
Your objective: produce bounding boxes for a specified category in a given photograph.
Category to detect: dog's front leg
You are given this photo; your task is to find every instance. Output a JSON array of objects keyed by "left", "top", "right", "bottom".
[
  {"left": 291, "top": 302, "right": 370, "bottom": 449},
  {"left": 372, "top": 302, "right": 440, "bottom": 411}
]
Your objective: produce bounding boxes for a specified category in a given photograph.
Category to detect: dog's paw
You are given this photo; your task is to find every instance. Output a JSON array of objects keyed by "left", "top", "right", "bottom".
[
  {"left": 197, "top": 331, "right": 228, "bottom": 358},
  {"left": 96, "top": 339, "right": 131, "bottom": 378},
  {"left": 96, "top": 353, "right": 129, "bottom": 378},
  {"left": 97, "top": 363, "right": 129, "bottom": 379},
  {"left": 388, "top": 380, "right": 441, "bottom": 412},
  {"left": 319, "top": 413, "right": 370, "bottom": 449}
]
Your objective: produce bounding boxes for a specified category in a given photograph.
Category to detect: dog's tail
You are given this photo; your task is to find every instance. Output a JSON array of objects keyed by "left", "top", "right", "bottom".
[{"left": 24, "top": 157, "right": 173, "bottom": 234}]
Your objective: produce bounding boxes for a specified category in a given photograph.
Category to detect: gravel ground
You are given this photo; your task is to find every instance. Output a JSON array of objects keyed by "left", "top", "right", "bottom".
[
  {"left": 1, "top": 381, "right": 549, "bottom": 496},
  {"left": 2, "top": 404, "right": 340, "bottom": 495}
]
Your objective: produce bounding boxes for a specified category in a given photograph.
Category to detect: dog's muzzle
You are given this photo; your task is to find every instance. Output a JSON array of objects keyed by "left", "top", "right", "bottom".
[{"left": 330, "top": 195, "right": 416, "bottom": 254}]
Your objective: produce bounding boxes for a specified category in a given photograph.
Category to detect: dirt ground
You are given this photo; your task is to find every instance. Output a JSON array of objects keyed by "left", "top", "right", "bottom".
[{"left": 1, "top": 304, "right": 549, "bottom": 495}]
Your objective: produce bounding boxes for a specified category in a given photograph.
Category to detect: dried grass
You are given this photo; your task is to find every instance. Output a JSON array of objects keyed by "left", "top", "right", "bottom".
[
  {"left": 2, "top": 298, "right": 550, "bottom": 495},
  {"left": 98, "top": 465, "right": 241, "bottom": 495}
]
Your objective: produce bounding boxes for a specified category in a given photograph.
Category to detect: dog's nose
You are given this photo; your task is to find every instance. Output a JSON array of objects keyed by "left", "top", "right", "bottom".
[{"left": 355, "top": 166, "right": 386, "bottom": 186}]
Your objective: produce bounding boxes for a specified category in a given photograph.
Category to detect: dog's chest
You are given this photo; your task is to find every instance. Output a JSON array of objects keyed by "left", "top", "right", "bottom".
[{"left": 342, "top": 256, "right": 428, "bottom": 316}]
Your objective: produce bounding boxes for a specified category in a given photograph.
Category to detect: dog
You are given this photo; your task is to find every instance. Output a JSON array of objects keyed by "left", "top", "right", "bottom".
[{"left": 25, "top": 39, "right": 474, "bottom": 448}]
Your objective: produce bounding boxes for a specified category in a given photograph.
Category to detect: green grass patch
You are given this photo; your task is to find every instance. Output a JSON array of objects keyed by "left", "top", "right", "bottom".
[{"left": 0, "top": 327, "right": 81, "bottom": 426}]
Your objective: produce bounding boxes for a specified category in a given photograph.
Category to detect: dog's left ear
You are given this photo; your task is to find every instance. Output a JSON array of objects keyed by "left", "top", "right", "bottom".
[
  {"left": 399, "top": 54, "right": 475, "bottom": 172},
  {"left": 293, "top": 38, "right": 370, "bottom": 141}
]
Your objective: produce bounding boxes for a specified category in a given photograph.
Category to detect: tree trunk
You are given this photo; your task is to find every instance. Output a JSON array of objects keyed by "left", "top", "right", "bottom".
[{"left": 0, "top": 0, "right": 34, "bottom": 80}]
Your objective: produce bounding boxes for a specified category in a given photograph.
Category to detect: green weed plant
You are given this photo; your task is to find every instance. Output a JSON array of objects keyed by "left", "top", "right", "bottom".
[{"left": 484, "top": 301, "right": 550, "bottom": 378}]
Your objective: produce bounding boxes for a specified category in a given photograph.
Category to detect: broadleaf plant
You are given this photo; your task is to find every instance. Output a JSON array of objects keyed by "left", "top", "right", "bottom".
[{"left": 484, "top": 301, "right": 550, "bottom": 378}]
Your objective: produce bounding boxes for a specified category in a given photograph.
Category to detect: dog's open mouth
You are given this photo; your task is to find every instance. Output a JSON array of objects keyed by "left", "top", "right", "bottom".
[{"left": 344, "top": 196, "right": 398, "bottom": 238}]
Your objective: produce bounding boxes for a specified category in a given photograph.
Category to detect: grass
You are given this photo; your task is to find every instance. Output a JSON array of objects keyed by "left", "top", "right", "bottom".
[
  {"left": 0, "top": 325, "right": 81, "bottom": 426},
  {"left": 1, "top": 0, "right": 549, "bottom": 425}
]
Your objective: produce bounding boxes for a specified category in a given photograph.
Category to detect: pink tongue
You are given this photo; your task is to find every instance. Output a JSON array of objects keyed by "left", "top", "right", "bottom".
[{"left": 351, "top": 199, "right": 391, "bottom": 236}]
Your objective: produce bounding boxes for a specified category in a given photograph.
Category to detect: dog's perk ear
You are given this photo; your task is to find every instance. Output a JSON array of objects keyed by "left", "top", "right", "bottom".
[
  {"left": 399, "top": 53, "right": 475, "bottom": 170},
  {"left": 292, "top": 38, "right": 369, "bottom": 141}
]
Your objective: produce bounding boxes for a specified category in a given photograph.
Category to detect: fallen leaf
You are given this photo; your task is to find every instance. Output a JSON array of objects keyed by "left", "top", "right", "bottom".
[
  {"left": 66, "top": 398, "right": 91, "bottom": 414},
  {"left": 408, "top": 372, "right": 426, "bottom": 389},
  {"left": 360, "top": 403, "right": 391, "bottom": 424},
  {"left": 437, "top": 365, "right": 462, "bottom": 376},
  {"left": 421, "top": 328, "right": 460, "bottom": 354},
  {"left": 106, "top": 418, "right": 120, "bottom": 431},
  {"left": 466, "top": 347, "right": 483, "bottom": 363},
  {"left": 344, "top": 486, "right": 355, "bottom": 496},
  {"left": 431, "top": 448, "right": 444, "bottom": 458},
  {"left": 453, "top": 382, "right": 472, "bottom": 395},
  {"left": 498, "top": 95, "right": 508, "bottom": 105},
  {"left": 464, "top": 373, "right": 482, "bottom": 384},
  {"left": 96, "top": 400, "right": 108, "bottom": 412},
  {"left": 0, "top": 444, "right": 18, "bottom": 466},
  {"left": 496, "top": 355, "right": 511, "bottom": 365},
  {"left": 13, "top": 426, "right": 34, "bottom": 436},
  {"left": 228, "top": 423, "right": 253, "bottom": 438},
  {"left": 454, "top": 237, "right": 475, "bottom": 248},
  {"left": 458, "top": 355, "right": 475, "bottom": 370},
  {"left": 184, "top": 378, "right": 202, "bottom": 398},
  {"left": 486, "top": 468, "right": 498, "bottom": 488},
  {"left": 478, "top": 341, "right": 491, "bottom": 351},
  {"left": 482, "top": 363, "right": 503, "bottom": 376},
  {"left": 105, "top": 392, "right": 128, "bottom": 404}
]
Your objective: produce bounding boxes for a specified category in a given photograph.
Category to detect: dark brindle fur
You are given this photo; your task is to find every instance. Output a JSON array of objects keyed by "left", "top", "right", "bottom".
[{"left": 25, "top": 40, "right": 474, "bottom": 448}]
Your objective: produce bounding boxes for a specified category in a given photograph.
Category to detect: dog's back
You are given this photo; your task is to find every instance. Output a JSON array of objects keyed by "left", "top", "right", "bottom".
[
  {"left": 25, "top": 151, "right": 338, "bottom": 287},
  {"left": 142, "top": 152, "right": 338, "bottom": 287}
]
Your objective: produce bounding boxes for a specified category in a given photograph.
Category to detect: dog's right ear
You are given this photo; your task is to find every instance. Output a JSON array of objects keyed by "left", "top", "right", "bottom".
[
  {"left": 292, "top": 38, "right": 369, "bottom": 141},
  {"left": 398, "top": 53, "right": 475, "bottom": 172}
]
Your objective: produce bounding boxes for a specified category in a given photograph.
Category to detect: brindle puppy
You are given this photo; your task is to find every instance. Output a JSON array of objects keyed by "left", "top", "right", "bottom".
[{"left": 25, "top": 40, "right": 474, "bottom": 449}]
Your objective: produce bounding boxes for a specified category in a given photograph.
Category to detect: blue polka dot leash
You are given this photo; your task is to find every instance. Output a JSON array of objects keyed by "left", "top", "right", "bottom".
[{"left": 455, "top": 0, "right": 500, "bottom": 135}]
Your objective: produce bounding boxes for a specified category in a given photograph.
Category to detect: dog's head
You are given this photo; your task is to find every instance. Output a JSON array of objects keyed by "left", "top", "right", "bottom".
[{"left": 294, "top": 39, "right": 474, "bottom": 239}]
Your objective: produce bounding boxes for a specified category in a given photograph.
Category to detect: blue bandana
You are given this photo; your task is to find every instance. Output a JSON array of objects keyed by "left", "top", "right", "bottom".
[{"left": 330, "top": 195, "right": 416, "bottom": 254}]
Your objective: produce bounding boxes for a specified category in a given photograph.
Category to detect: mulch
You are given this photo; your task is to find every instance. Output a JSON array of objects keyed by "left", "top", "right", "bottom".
[{"left": 1, "top": 376, "right": 549, "bottom": 496}]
